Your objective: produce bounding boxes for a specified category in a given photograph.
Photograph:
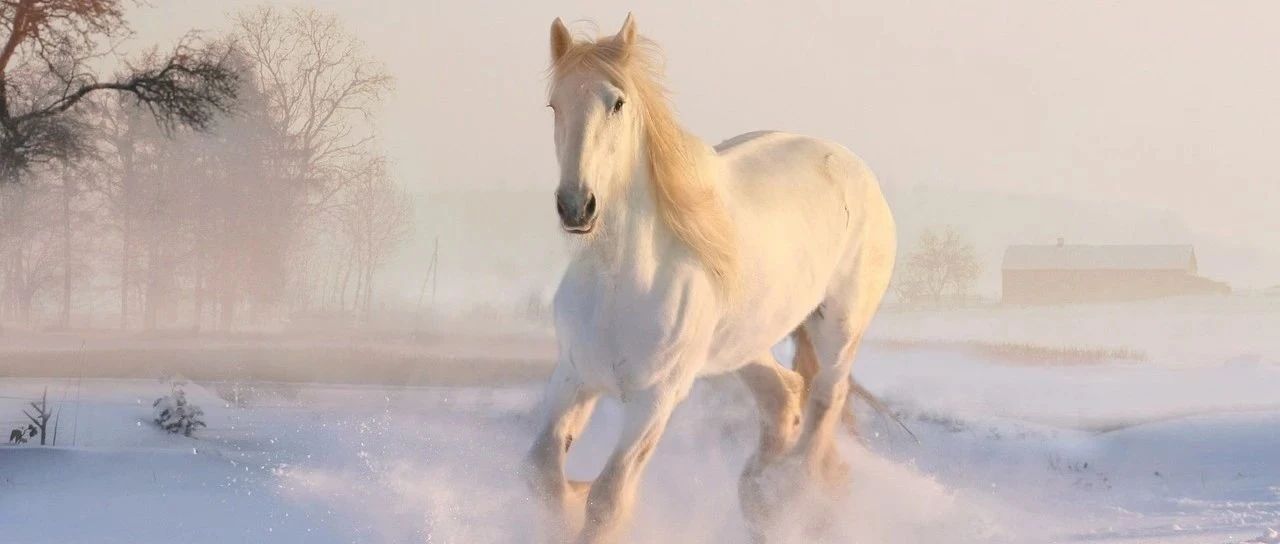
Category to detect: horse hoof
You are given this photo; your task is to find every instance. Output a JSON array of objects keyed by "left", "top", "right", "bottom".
[
  {"left": 738, "top": 454, "right": 807, "bottom": 538},
  {"left": 568, "top": 479, "right": 592, "bottom": 498}
]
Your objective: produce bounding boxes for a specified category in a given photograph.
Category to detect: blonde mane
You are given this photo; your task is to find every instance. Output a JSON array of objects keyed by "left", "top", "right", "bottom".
[{"left": 550, "top": 32, "right": 740, "bottom": 297}]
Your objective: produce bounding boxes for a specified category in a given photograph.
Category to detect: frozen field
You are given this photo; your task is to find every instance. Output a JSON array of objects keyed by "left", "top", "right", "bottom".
[{"left": 2, "top": 296, "right": 1279, "bottom": 543}]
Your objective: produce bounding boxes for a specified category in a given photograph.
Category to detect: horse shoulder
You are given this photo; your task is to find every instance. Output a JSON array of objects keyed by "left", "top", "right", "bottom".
[{"left": 617, "top": 270, "right": 718, "bottom": 390}]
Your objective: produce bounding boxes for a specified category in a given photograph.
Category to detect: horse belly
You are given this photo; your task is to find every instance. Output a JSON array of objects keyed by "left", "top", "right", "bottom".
[{"left": 701, "top": 278, "right": 828, "bottom": 375}]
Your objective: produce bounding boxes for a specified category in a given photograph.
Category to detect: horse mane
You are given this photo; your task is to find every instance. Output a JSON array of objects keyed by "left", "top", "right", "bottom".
[{"left": 550, "top": 31, "right": 740, "bottom": 298}]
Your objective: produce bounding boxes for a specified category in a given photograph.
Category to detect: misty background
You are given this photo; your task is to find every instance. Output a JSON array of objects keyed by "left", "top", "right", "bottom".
[
  {"left": 5, "top": 4, "right": 1280, "bottom": 543},
  {"left": 9, "top": 0, "right": 1280, "bottom": 327}
]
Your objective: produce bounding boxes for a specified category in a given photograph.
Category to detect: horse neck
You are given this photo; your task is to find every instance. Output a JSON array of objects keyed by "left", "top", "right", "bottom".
[{"left": 589, "top": 145, "right": 676, "bottom": 284}]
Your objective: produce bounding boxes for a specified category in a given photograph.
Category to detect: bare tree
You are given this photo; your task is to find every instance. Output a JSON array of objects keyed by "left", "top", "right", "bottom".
[
  {"left": 231, "top": 5, "right": 391, "bottom": 215},
  {"left": 54, "top": 161, "right": 93, "bottom": 329},
  {"left": 232, "top": 6, "right": 397, "bottom": 319},
  {"left": 85, "top": 43, "right": 334, "bottom": 332},
  {"left": 88, "top": 96, "right": 144, "bottom": 329},
  {"left": 0, "top": 177, "right": 60, "bottom": 323},
  {"left": 184, "top": 67, "right": 296, "bottom": 331},
  {"left": 88, "top": 76, "right": 292, "bottom": 331},
  {"left": 336, "top": 156, "right": 412, "bottom": 319},
  {"left": 88, "top": 97, "right": 187, "bottom": 330},
  {"left": 0, "top": 5, "right": 409, "bottom": 331},
  {"left": 22, "top": 387, "right": 54, "bottom": 445},
  {"left": 0, "top": 0, "right": 238, "bottom": 184},
  {"left": 894, "top": 226, "right": 981, "bottom": 305},
  {"left": 57, "top": 164, "right": 74, "bottom": 327}
]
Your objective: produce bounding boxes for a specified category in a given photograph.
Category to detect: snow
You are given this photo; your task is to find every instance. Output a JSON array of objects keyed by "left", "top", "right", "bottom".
[
  {"left": 1247, "top": 528, "right": 1280, "bottom": 543},
  {"left": 2, "top": 297, "right": 1279, "bottom": 543}
]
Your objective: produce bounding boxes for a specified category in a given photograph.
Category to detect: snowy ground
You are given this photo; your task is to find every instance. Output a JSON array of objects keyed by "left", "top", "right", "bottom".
[{"left": 2, "top": 296, "right": 1279, "bottom": 543}]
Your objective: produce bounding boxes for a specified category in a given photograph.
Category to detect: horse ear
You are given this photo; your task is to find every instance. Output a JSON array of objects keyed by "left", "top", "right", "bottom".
[
  {"left": 616, "top": 13, "right": 637, "bottom": 48},
  {"left": 550, "top": 17, "right": 572, "bottom": 62}
]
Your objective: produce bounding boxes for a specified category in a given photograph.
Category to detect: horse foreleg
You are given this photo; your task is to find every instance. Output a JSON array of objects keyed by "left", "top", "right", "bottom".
[
  {"left": 525, "top": 363, "right": 599, "bottom": 539},
  {"left": 577, "top": 385, "right": 680, "bottom": 544}
]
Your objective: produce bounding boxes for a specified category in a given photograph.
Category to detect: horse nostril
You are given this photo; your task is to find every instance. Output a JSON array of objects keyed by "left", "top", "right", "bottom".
[
  {"left": 585, "top": 194, "right": 597, "bottom": 217},
  {"left": 556, "top": 197, "right": 568, "bottom": 218}
]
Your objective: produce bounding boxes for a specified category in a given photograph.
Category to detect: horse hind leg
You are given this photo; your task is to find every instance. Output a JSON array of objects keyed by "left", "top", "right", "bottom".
[
  {"left": 791, "top": 320, "right": 858, "bottom": 488},
  {"left": 739, "top": 354, "right": 805, "bottom": 460},
  {"left": 735, "top": 354, "right": 805, "bottom": 539},
  {"left": 793, "top": 326, "right": 860, "bottom": 436},
  {"left": 791, "top": 327, "right": 820, "bottom": 393},
  {"left": 795, "top": 280, "right": 891, "bottom": 487}
]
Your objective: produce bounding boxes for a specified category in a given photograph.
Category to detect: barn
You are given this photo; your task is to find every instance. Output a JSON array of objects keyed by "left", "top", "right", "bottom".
[{"left": 1002, "top": 242, "right": 1229, "bottom": 304}]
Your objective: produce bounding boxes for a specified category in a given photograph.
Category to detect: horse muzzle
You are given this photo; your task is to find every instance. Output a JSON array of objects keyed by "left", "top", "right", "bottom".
[{"left": 557, "top": 190, "right": 597, "bottom": 234}]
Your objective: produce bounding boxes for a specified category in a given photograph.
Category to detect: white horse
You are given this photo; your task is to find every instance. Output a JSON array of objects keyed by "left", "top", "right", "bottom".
[{"left": 524, "top": 14, "right": 896, "bottom": 543}]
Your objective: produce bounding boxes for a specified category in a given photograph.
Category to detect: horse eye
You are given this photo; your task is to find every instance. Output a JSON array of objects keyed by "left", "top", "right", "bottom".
[{"left": 612, "top": 98, "right": 625, "bottom": 114}]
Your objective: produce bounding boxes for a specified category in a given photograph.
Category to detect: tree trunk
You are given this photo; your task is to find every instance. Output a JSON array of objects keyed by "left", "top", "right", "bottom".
[
  {"left": 2, "top": 255, "right": 12, "bottom": 323},
  {"left": 363, "top": 267, "right": 374, "bottom": 322},
  {"left": 60, "top": 171, "right": 73, "bottom": 329},
  {"left": 144, "top": 244, "right": 158, "bottom": 331},
  {"left": 345, "top": 253, "right": 360, "bottom": 316},
  {"left": 120, "top": 218, "right": 130, "bottom": 330},
  {"left": 118, "top": 129, "right": 136, "bottom": 331},
  {"left": 337, "top": 259, "right": 349, "bottom": 311},
  {"left": 19, "top": 290, "right": 32, "bottom": 323},
  {"left": 219, "top": 290, "right": 235, "bottom": 332},
  {"left": 192, "top": 250, "right": 203, "bottom": 333},
  {"left": 13, "top": 249, "right": 32, "bottom": 325},
  {"left": 364, "top": 233, "right": 375, "bottom": 320}
]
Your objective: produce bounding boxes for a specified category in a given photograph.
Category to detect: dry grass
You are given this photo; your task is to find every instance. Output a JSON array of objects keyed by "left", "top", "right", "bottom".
[
  {"left": 0, "top": 335, "right": 557, "bottom": 387},
  {"left": 875, "top": 338, "right": 1147, "bottom": 365}
]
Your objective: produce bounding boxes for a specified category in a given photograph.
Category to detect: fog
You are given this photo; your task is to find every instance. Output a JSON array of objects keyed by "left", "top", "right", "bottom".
[
  {"left": 125, "top": 1, "right": 1280, "bottom": 309},
  {"left": 3, "top": 3, "right": 1279, "bottom": 544}
]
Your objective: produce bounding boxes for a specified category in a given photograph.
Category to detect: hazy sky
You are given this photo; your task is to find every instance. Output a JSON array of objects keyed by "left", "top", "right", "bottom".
[{"left": 128, "top": 1, "right": 1280, "bottom": 296}]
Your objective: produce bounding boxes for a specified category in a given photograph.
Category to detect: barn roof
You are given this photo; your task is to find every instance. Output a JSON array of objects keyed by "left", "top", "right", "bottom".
[{"left": 1003, "top": 244, "right": 1197, "bottom": 272}]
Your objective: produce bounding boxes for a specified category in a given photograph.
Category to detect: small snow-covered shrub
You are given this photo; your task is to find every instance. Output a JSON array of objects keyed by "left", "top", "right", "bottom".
[{"left": 153, "top": 383, "right": 206, "bottom": 437}]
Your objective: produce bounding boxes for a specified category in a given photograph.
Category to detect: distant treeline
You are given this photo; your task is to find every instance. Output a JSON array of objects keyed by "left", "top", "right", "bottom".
[{"left": 0, "top": 4, "right": 412, "bottom": 331}]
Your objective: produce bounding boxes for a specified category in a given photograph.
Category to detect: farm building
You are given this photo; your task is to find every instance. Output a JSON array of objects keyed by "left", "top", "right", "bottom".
[{"left": 1002, "top": 242, "right": 1229, "bottom": 304}]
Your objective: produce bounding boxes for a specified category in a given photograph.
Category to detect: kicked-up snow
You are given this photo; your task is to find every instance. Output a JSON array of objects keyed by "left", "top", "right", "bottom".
[{"left": 2, "top": 297, "right": 1279, "bottom": 543}]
